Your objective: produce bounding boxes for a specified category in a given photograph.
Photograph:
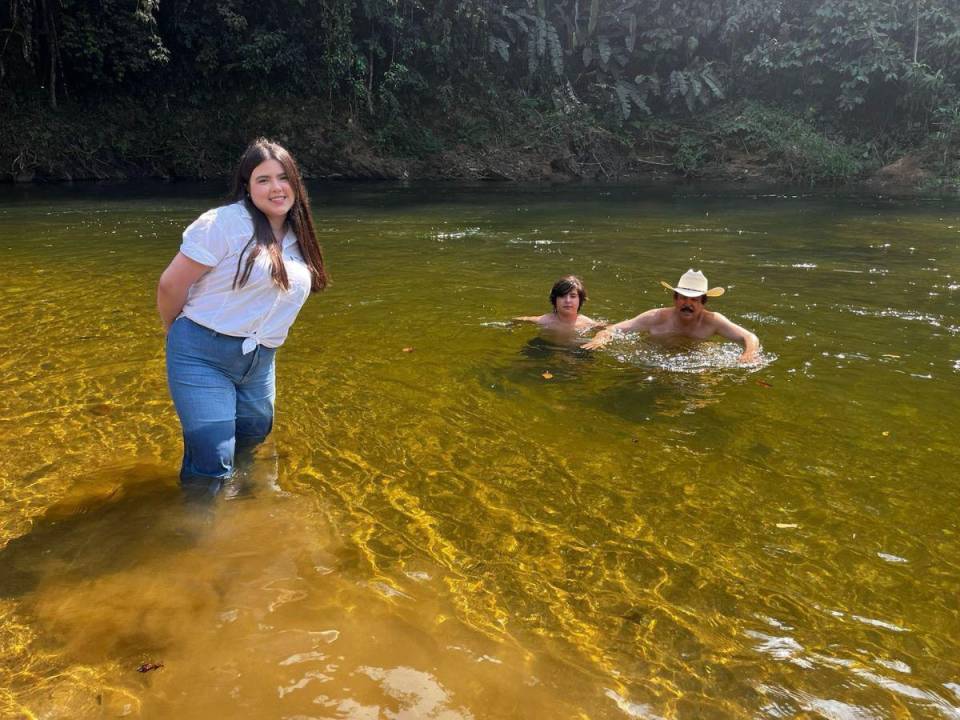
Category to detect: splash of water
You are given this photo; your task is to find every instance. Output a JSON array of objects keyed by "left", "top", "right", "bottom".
[{"left": 614, "top": 342, "right": 775, "bottom": 374}]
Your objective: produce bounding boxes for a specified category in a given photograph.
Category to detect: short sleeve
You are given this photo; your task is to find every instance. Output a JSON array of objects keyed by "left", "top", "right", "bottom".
[{"left": 180, "top": 207, "right": 237, "bottom": 267}]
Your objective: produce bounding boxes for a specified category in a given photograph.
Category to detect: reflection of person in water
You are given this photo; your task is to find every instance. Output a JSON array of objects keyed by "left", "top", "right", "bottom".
[
  {"left": 513, "top": 275, "right": 603, "bottom": 333},
  {"left": 584, "top": 269, "right": 759, "bottom": 363}
]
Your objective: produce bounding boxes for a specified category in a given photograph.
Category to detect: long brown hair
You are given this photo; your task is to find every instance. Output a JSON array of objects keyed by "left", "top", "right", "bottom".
[{"left": 229, "top": 138, "right": 329, "bottom": 292}]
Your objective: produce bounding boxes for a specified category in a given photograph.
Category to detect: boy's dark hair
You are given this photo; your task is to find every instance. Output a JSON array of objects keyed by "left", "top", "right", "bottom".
[{"left": 550, "top": 275, "right": 587, "bottom": 311}]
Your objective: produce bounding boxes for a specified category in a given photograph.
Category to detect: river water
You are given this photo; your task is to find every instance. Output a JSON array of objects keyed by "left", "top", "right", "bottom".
[{"left": 1, "top": 183, "right": 958, "bottom": 718}]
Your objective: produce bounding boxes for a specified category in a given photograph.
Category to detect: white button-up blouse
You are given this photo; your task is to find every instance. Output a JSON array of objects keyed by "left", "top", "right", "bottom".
[{"left": 178, "top": 202, "right": 312, "bottom": 353}]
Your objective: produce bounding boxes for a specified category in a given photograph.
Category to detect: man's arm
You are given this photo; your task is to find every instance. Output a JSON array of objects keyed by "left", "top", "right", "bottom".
[
  {"left": 583, "top": 309, "right": 658, "bottom": 350},
  {"left": 712, "top": 313, "right": 759, "bottom": 363}
]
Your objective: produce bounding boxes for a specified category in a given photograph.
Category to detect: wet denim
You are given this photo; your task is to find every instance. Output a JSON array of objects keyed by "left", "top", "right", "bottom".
[{"left": 165, "top": 316, "right": 276, "bottom": 491}]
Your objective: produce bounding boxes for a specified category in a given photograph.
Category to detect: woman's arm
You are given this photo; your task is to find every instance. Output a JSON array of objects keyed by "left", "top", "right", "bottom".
[{"left": 157, "top": 252, "right": 212, "bottom": 333}]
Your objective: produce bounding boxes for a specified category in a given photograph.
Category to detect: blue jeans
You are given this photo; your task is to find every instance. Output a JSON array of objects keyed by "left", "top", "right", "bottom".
[{"left": 165, "top": 316, "right": 277, "bottom": 490}]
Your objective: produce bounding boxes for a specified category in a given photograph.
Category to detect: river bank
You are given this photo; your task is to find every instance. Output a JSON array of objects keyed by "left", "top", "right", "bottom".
[{"left": 3, "top": 94, "right": 958, "bottom": 192}]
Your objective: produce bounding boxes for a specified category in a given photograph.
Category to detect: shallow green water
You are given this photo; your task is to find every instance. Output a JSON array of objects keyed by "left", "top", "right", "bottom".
[{"left": 1, "top": 183, "right": 958, "bottom": 718}]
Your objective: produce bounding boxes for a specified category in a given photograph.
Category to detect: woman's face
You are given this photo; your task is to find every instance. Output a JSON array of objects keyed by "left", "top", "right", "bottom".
[{"left": 247, "top": 159, "right": 295, "bottom": 226}]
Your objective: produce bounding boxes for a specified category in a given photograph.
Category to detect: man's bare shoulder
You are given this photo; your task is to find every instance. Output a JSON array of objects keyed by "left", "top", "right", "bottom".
[
  {"left": 700, "top": 308, "right": 725, "bottom": 327},
  {"left": 703, "top": 310, "right": 744, "bottom": 332},
  {"left": 612, "top": 306, "right": 669, "bottom": 333},
  {"left": 705, "top": 310, "right": 755, "bottom": 340},
  {"left": 639, "top": 306, "right": 673, "bottom": 326}
]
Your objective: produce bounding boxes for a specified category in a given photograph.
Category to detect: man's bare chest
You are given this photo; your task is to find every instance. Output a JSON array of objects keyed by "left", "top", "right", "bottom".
[{"left": 649, "top": 320, "right": 715, "bottom": 340}]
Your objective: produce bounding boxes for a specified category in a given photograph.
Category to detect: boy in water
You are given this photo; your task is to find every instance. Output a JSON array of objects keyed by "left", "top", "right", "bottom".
[{"left": 514, "top": 275, "right": 603, "bottom": 332}]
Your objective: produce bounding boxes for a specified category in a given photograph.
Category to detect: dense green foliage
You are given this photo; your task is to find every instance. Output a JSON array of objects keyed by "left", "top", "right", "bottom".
[
  {"left": 2, "top": 0, "right": 959, "bottom": 183},
  {"left": 643, "top": 101, "right": 869, "bottom": 182}
]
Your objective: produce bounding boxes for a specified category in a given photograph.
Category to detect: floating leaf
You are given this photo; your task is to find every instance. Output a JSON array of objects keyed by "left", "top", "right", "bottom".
[
  {"left": 402, "top": 347, "right": 414, "bottom": 353},
  {"left": 756, "top": 380, "right": 772, "bottom": 388},
  {"left": 882, "top": 431, "right": 890, "bottom": 437},
  {"left": 137, "top": 662, "right": 164, "bottom": 673},
  {"left": 541, "top": 371, "right": 554, "bottom": 379},
  {"left": 89, "top": 402, "right": 114, "bottom": 416},
  {"left": 776, "top": 523, "right": 799, "bottom": 529}
]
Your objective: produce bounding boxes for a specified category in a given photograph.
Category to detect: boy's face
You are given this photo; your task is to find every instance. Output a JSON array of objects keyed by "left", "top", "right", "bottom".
[{"left": 554, "top": 288, "right": 581, "bottom": 314}]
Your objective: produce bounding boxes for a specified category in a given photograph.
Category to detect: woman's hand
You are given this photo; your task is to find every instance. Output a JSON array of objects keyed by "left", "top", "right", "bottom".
[{"left": 157, "top": 253, "right": 212, "bottom": 333}]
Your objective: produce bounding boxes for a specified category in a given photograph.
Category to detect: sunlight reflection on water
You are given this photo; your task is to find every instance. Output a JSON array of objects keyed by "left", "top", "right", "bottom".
[
  {"left": 612, "top": 341, "right": 775, "bottom": 373},
  {"left": 1, "top": 184, "right": 959, "bottom": 719}
]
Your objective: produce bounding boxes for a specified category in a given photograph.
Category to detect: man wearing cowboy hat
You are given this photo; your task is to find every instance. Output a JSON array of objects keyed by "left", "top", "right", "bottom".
[{"left": 583, "top": 269, "right": 759, "bottom": 362}]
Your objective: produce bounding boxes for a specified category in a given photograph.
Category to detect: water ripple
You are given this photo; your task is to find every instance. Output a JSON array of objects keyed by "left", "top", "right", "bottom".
[{"left": 836, "top": 304, "right": 958, "bottom": 333}]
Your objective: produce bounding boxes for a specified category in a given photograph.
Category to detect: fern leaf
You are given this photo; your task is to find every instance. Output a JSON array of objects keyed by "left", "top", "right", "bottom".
[
  {"left": 614, "top": 82, "right": 631, "bottom": 119},
  {"left": 687, "top": 75, "right": 702, "bottom": 111},
  {"left": 622, "top": 79, "right": 650, "bottom": 115},
  {"left": 598, "top": 36, "right": 612, "bottom": 65},
  {"left": 489, "top": 37, "right": 510, "bottom": 63},
  {"left": 701, "top": 66, "right": 724, "bottom": 99},
  {"left": 668, "top": 70, "right": 688, "bottom": 100}
]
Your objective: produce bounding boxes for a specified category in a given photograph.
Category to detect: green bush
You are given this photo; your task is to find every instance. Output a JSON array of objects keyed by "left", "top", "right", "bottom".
[
  {"left": 672, "top": 136, "right": 709, "bottom": 176},
  {"left": 374, "top": 121, "right": 444, "bottom": 158},
  {"left": 710, "top": 102, "right": 867, "bottom": 183}
]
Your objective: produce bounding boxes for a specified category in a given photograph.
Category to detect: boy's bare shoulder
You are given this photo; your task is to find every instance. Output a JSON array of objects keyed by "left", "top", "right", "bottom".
[{"left": 513, "top": 313, "right": 551, "bottom": 324}]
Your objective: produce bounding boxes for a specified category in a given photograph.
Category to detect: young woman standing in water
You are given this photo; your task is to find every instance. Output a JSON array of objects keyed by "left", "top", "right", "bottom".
[{"left": 157, "top": 138, "right": 328, "bottom": 491}]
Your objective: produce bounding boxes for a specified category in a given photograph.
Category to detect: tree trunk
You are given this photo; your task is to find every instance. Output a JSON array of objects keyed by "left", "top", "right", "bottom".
[
  {"left": 36, "top": 0, "right": 59, "bottom": 108},
  {"left": 913, "top": 0, "right": 920, "bottom": 64},
  {"left": 367, "top": 39, "right": 374, "bottom": 115}
]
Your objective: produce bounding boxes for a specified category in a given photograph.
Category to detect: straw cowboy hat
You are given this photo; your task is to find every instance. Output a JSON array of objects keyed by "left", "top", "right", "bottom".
[{"left": 660, "top": 269, "right": 725, "bottom": 298}]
